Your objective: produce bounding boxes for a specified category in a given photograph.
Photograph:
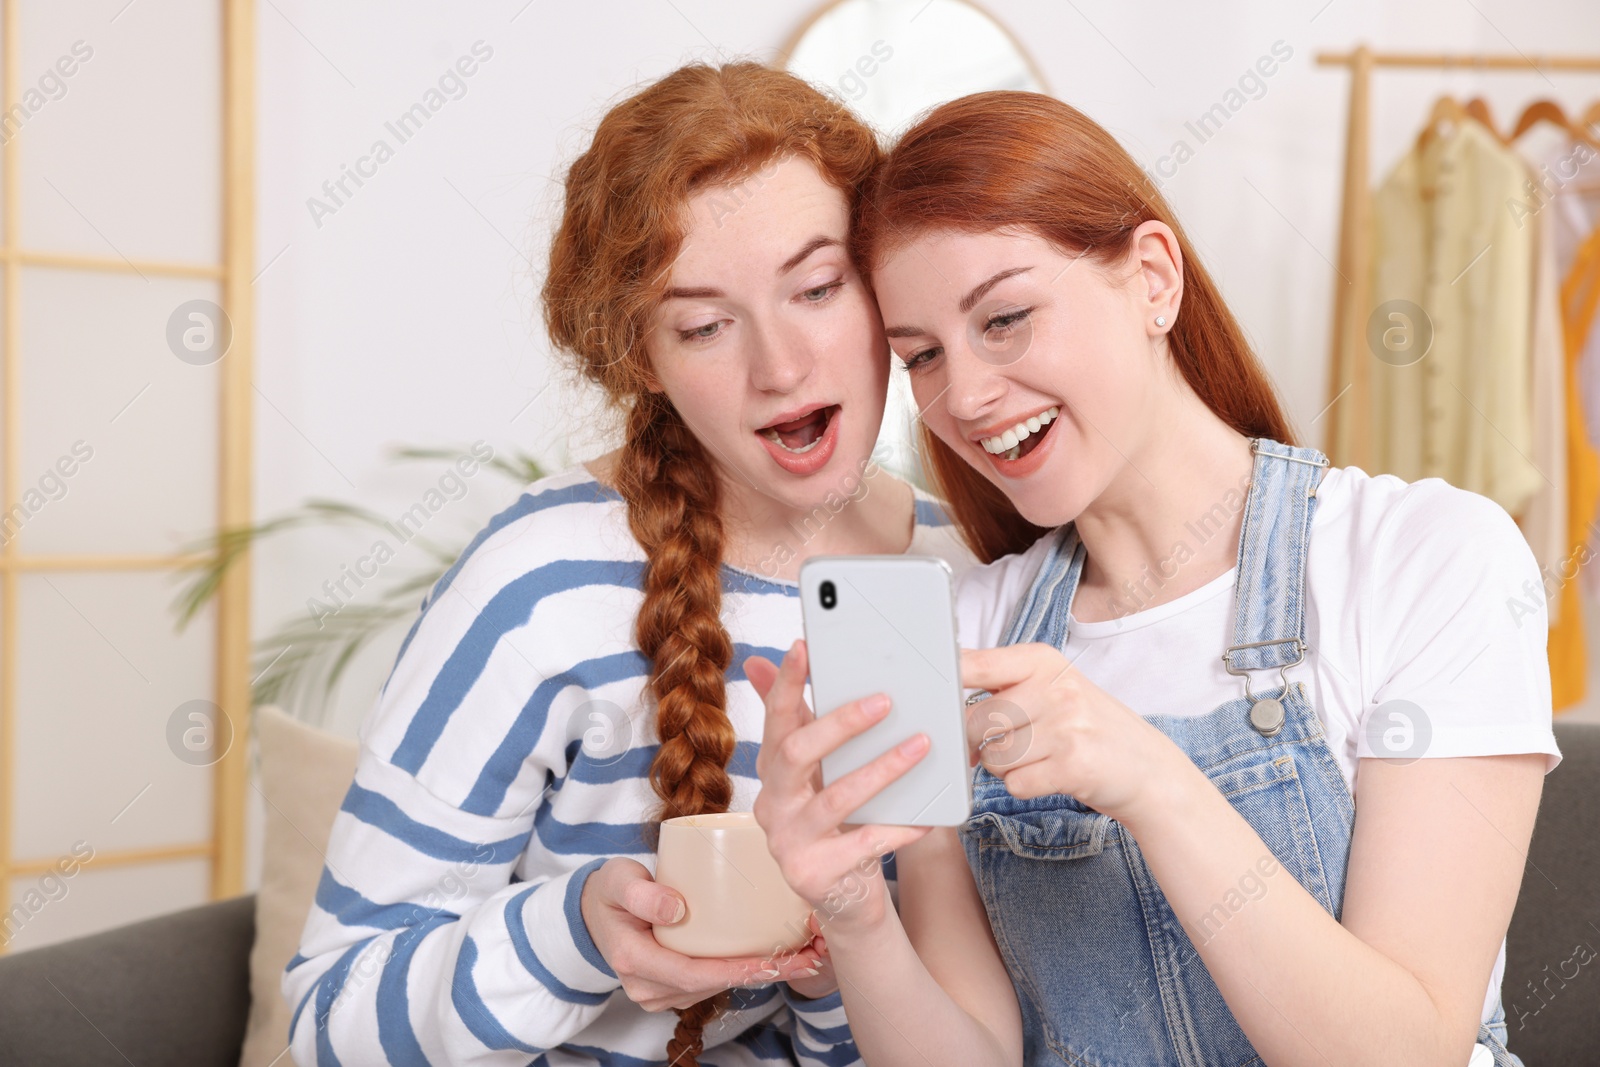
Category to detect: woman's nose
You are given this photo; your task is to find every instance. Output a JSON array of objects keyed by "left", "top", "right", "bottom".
[
  {"left": 748, "top": 323, "right": 815, "bottom": 393},
  {"left": 939, "top": 348, "right": 1007, "bottom": 424}
]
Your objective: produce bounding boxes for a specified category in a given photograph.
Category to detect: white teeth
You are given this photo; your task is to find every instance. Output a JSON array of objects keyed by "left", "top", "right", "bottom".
[
  {"left": 980, "top": 406, "right": 1058, "bottom": 457},
  {"left": 761, "top": 428, "right": 823, "bottom": 454}
]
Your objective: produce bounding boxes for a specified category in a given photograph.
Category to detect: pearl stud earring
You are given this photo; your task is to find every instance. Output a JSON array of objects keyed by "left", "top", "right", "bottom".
[{"left": 1155, "top": 315, "right": 1167, "bottom": 327}]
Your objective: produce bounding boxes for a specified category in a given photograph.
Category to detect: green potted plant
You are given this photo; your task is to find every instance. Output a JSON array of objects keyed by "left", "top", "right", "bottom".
[{"left": 169, "top": 444, "right": 544, "bottom": 727}]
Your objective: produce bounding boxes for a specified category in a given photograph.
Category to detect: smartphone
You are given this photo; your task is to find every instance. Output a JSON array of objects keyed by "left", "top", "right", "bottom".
[{"left": 798, "top": 555, "right": 972, "bottom": 826}]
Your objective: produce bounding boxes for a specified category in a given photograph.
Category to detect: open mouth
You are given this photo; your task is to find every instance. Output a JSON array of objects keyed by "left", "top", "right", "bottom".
[
  {"left": 756, "top": 403, "right": 842, "bottom": 476},
  {"left": 759, "top": 404, "right": 839, "bottom": 455},
  {"left": 980, "top": 406, "right": 1059, "bottom": 462}
]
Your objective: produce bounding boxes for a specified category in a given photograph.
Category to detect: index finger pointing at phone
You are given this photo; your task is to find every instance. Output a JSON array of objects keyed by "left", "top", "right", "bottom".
[{"left": 959, "top": 643, "right": 1069, "bottom": 693}]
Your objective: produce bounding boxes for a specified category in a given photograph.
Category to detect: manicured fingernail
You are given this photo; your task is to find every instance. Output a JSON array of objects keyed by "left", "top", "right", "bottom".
[
  {"left": 756, "top": 968, "right": 781, "bottom": 980},
  {"left": 864, "top": 693, "right": 891, "bottom": 717},
  {"left": 793, "top": 967, "right": 819, "bottom": 977},
  {"left": 898, "top": 733, "right": 929, "bottom": 756},
  {"left": 662, "top": 899, "right": 685, "bottom": 924}
]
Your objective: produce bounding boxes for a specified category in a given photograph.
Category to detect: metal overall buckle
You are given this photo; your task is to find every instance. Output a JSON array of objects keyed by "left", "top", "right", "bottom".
[{"left": 1221, "top": 636, "right": 1305, "bottom": 736}]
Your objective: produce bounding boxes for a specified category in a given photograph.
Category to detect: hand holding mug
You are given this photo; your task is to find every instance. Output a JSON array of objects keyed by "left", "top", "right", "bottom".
[{"left": 578, "top": 856, "right": 824, "bottom": 1012}]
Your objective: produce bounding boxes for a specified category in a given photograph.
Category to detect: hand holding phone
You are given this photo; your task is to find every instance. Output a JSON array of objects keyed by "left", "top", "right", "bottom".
[
  {"left": 798, "top": 556, "right": 973, "bottom": 826},
  {"left": 745, "top": 642, "right": 936, "bottom": 931}
]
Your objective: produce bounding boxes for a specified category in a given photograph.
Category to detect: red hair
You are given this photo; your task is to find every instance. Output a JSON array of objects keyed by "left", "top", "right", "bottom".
[
  {"left": 541, "top": 62, "right": 879, "bottom": 1064},
  {"left": 854, "top": 91, "right": 1294, "bottom": 562}
]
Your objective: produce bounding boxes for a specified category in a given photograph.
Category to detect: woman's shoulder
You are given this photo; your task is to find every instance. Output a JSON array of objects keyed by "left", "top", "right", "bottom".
[
  {"left": 1312, "top": 465, "right": 1535, "bottom": 580},
  {"left": 1312, "top": 467, "right": 1560, "bottom": 772},
  {"left": 519, "top": 462, "right": 624, "bottom": 511},
  {"left": 364, "top": 465, "right": 644, "bottom": 768},
  {"left": 425, "top": 464, "right": 638, "bottom": 606},
  {"left": 485, "top": 464, "right": 628, "bottom": 546},
  {"left": 1310, "top": 464, "right": 1547, "bottom": 672}
]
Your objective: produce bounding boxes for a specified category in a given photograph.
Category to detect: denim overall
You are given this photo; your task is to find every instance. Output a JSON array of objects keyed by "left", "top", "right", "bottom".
[{"left": 961, "top": 439, "right": 1520, "bottom": 1067}]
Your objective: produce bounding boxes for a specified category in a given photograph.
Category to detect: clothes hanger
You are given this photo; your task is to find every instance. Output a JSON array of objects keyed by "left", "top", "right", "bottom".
[
  {"left": 1510, "top": 98, "right": 1600, "bottom": 149},
  {"left": 1577, "top": 102, "right": 1600, "bottom": 197},
  {"left": 1417, "top": 94, "right": 1470, "bottom": 149},
  {"left": 1555, "top": 100, "right": 1600, "bottom": 199},
  {"left": 1465, "top": 97, "right": 1504, "bottom": 141},
  {"left": 1580, "top": 99, "right": 1600, "bottom": 152}
]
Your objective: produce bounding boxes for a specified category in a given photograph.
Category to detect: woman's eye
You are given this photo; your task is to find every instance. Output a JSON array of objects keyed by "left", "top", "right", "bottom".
[
  {"left": 986, "top": 307, "right": 1031, "bottom": 332},
  {"left": 901, "top": 345, "right": 942, "bottom": 370},
  {"left": 802, "top": 280, "right": 845, "bottom": 303},
  {"left": 678, "top": 321, "right": 725, "bottom": 343}
]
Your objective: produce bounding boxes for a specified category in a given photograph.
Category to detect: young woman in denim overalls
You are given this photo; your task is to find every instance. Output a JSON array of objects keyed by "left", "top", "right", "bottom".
[{"left": 746, "top": 90, "right": 1559, "bottom": 1067}]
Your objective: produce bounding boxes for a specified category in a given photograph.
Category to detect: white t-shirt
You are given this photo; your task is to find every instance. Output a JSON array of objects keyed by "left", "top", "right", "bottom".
[{"left": 955, "top": 464, "right": 1563, "bottom": 1031}]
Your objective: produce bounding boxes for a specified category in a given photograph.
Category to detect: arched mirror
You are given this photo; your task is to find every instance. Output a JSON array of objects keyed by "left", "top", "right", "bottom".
[
  {"left": 785, "top": 0, "right": 1046, "bottom": 136},
  {"left": 784, "top": 0, "right": 1047, "bottom": 487}
]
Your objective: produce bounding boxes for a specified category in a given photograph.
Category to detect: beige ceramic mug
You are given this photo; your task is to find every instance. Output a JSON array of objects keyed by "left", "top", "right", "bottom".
[{"left": 652, "top": 811, "right": 814, "bottom": 959}]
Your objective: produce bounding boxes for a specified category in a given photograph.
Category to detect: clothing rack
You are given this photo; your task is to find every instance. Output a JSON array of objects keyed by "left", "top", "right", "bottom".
[{"left": 1315, "top": 46, "right": 1600, "bottom": 469}]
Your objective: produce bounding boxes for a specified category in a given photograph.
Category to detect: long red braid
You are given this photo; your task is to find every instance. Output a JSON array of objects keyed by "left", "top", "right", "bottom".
[{"left": 541, "top": 62, "right": 880, "bottom": 1063}]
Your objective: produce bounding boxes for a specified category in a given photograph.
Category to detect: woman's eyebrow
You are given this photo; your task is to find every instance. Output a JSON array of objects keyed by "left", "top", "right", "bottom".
[
  {"left": 662, "top": 236, "right": 845, "bottom": 301},
  {"left": 778, "top": 235, "right": 843, "bottom": 275},
  {"left": 883, "top": 265, "right": 1036, "bottom": 338},
  {"left": 662, "top": 285, "right": 722, "bottom": 300},
  {"left": 959, "top": 266, "right": 1033, "bottom": 313}
]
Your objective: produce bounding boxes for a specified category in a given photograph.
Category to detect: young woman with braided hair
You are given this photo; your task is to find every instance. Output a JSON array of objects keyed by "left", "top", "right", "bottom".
[{"left": 285, "top": 62, "right": 974, "bottom": 1067}]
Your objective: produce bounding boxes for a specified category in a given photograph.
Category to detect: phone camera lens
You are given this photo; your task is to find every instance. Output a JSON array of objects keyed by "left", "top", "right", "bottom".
[{"left": 818, "top": 581, "right": 837, "bottom": 610}]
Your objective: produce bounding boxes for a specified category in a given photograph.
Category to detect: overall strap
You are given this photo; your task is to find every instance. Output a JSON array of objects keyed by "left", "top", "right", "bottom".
[
  {"left": 1221, "top": 439, "right": 1329, "bottom": 730},
  {"left": 999, "top": 525, "right": 1085, "bottom": 649},
  {"left": 994, "top": 440, "right": 1329, "bottom": 702}
]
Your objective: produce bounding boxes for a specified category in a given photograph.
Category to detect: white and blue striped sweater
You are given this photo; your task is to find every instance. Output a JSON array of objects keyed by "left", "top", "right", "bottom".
[{"left": 284, "top": 466, "right": 975, "bottom": 1066}]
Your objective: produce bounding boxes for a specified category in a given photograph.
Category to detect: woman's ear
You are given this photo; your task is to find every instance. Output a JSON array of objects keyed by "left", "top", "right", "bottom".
[{"left": 1130, "top": 220, "right": 1183, "bottom": 332}]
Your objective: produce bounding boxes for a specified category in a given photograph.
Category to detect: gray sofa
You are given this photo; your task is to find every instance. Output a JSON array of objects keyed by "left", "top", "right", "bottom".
[{"left": 2, "top": 722, "right": 1596, "bottom": 1066}]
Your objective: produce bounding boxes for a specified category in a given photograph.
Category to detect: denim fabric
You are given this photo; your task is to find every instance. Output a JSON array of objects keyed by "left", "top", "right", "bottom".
[{"left": 961, "top": 439, "right": 1522, "bottom": 1067}]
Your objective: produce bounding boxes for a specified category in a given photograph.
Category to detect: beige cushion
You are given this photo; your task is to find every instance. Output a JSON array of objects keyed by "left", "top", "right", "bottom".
[{"left": 237, "top": 705, "right": 359, "bottom": 1067}]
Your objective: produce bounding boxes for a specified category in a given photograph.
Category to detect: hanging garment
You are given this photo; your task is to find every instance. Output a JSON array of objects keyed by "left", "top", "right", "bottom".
[
  {"left": 1510, "top": 132, "right": 1600, "bottom": 710},
  {"left": 1557, "top": 164, "right": 1600, "bottom": 447},
  {"left": 1526, "top": 133, "right": 1600, "bottom": 446},
  {"left": 1515, "top": 162, "right": 1569, "bottom": 620},
  {"left": 1572, "top": 227, "right": 1600, "bottom": 455},
  {"left": 1555, "top": 224, "right": 1600, "bottom": 710},
  {"left": 1332, "top": 118, "right": 1542, "bottom": 517}
]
